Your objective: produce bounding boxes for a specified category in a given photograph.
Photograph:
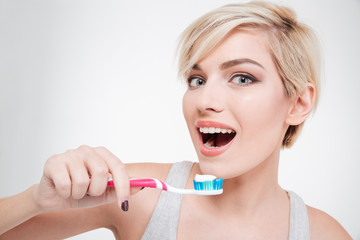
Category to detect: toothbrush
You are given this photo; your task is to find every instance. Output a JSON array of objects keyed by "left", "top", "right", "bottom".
[{"left": 107, "top": 175, "right": 223, "bottom": 195}]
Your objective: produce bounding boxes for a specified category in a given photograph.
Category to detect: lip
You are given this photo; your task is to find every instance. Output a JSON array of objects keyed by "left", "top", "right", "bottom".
[
  {"left": 196, "top": 120, "right": 236, "bottom": 157},
  {"left": 196, "top": 120, "right": 235, "bottom": 130}
]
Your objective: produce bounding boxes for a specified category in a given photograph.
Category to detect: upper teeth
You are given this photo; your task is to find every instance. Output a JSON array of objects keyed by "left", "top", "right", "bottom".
[{"left": 199, "top": 127, "right": 234, "bottom": 134}]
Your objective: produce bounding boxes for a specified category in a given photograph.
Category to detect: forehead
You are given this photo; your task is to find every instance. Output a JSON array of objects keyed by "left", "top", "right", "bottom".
[{"left": 193, "top": 29, "right": 273, "bottom": 70}]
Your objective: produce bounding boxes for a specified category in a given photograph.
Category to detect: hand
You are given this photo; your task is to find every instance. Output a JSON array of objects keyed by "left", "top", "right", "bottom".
[{"left": 34, "top": 145, "right": 135, "bottom": 211}]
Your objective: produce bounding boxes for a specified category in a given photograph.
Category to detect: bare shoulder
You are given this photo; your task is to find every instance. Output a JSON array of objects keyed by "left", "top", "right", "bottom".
[
  {"left": 109, "top": 162, "right": 174, "bottom": 239},
  {"left": 306, "top": 205, "right": 352, "bottom": 240}
]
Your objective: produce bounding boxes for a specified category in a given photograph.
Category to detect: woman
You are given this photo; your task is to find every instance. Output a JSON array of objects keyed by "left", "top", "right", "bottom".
[{"left": 0, "top": 1, "right": 352, "bottom": 239}]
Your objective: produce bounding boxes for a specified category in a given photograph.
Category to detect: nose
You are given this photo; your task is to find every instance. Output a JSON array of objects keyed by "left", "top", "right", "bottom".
[{"left": 196, "top": 80, "right": 224, "bottom": 114}]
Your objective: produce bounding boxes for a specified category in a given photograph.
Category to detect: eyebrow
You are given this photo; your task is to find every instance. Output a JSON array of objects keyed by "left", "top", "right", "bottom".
[
  {"left": 191, "top": 58, "right": 265, "bottom": 71},
  {"left": 220, "top": 58, "right": 265, "bottom": 70}
]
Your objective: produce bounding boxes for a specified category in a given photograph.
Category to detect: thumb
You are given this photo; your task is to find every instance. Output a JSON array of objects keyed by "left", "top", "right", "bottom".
[
  {"left": 75, "top": 186, "right": 144, "bottom": 209},
  {"left": 75, "top": 187, "right": 117, "bottom": 208},
  {"left": 130, "top": 186, "right": 144, "bottom": 195}
]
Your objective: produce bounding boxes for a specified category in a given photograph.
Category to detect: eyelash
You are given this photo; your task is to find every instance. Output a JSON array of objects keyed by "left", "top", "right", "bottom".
[
  {"left": 186, "top": 73, "right": 259, "bottom": 88},
  {"left": 230, "top": 73, "right": 259, "bottom": 86},
  {"left": 187, "top": 75, "right": 206, "bottom": 88}
]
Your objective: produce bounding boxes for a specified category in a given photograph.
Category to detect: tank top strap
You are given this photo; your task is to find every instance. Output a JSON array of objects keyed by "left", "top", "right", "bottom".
[
  {"left": 288, "top": 191, "right": 310, "bottom": 240},
  {"left": 141, "top": 161, "right": 194, "bottom": 240}
]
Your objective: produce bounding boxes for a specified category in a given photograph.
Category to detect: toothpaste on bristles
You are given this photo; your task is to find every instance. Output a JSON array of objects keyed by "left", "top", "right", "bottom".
[{"left": 193, "top": 174, "right": 223, "bottom": 191}]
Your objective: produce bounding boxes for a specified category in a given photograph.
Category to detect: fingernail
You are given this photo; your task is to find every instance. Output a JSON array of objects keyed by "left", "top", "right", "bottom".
[{"left": 121, "top": 200, "right": 129, "bottom": 212}]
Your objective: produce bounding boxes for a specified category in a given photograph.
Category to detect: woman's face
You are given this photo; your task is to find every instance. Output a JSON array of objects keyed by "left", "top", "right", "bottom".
[{"left": 182, "top": 30, "right": 293, "bottom": 179}]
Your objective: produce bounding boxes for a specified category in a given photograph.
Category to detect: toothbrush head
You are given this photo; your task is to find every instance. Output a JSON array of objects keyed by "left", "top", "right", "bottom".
[{"left": 193, "top": 174, "right": 223, "bottom": 195}]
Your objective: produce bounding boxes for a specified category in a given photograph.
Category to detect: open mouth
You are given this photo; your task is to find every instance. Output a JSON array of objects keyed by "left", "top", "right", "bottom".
[{"left": 199, "top": 127, "right": 236, "bottom": 148}]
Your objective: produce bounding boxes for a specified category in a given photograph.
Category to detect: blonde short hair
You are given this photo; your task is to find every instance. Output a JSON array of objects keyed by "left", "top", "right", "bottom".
[{"left": 177, "top": 1, "right": 321, "bottom": 148}]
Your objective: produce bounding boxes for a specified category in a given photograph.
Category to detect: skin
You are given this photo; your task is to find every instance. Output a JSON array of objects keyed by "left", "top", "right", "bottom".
[{"left": 0, "top": 30, "right": 351, "bottom": 240}]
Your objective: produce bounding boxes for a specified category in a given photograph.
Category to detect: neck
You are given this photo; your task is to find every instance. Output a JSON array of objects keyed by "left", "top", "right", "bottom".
[{"left": 199, "top": 146, "right": 287, "bottom": 218}]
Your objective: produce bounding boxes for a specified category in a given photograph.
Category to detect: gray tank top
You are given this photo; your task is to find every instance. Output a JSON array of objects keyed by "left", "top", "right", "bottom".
[{"left": 141, "top": 161, "right": 310, "bottom": 240}]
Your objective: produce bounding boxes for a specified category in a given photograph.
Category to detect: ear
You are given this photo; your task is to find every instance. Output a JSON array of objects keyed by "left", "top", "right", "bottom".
[{"left": 285, "top": 83, "right": 316, "bottom": 126}]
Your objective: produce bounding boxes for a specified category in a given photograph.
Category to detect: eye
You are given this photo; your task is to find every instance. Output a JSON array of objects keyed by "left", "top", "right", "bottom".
[
  {"left": 187, "top": 76, "right": 206, "bottom": 88},
  {"left": 230, "top": 74, "right": 258, "bottom": 86}
]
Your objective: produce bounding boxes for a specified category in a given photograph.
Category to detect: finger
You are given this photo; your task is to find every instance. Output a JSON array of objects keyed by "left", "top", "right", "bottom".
[
  {"left": 44, "top": 154, "right": 71, "bottom": 199},
  {"left": 66, "top": 149, "right": 91, "bottom": 200},
  {"left": 78, "top": 147, "right": 109, "bottom": 197},
  {"left": 94, "top": 147, "right": 130, "bottom": 209}
]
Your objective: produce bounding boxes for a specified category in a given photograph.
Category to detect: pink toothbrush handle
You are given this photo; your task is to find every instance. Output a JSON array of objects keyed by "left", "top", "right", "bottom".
[{"left": 107, "top": 178, "right": 168, "bottom": 191}]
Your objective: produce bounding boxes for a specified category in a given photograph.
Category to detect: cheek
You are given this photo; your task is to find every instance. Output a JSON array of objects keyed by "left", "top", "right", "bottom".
[
  {"left": 232, "top": 87, "right": 290, "bottom": 146},
  {"left": 182, "top": 91, "right": 197, "bottom": 137},
  {"left": 182, "top": 91, "right": 192, "bottom": 123}
]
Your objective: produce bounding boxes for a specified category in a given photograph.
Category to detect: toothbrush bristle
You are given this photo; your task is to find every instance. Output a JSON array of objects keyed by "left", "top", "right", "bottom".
[{"left": 193, "top": 178, "right": 223, "bottom": 191}]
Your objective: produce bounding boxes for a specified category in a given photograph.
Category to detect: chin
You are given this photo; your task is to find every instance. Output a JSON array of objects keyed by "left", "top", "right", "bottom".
[
  {"left": 197, "top": 153, "right": 263, "bottom": 180},
  {"left": 197, "top": 157, "right": 237, "bottom": 179}
]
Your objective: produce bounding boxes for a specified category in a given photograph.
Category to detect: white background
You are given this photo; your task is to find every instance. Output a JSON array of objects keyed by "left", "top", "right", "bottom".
[{"left": 0, "top": 0, "right": 359, "bottom": 239}]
